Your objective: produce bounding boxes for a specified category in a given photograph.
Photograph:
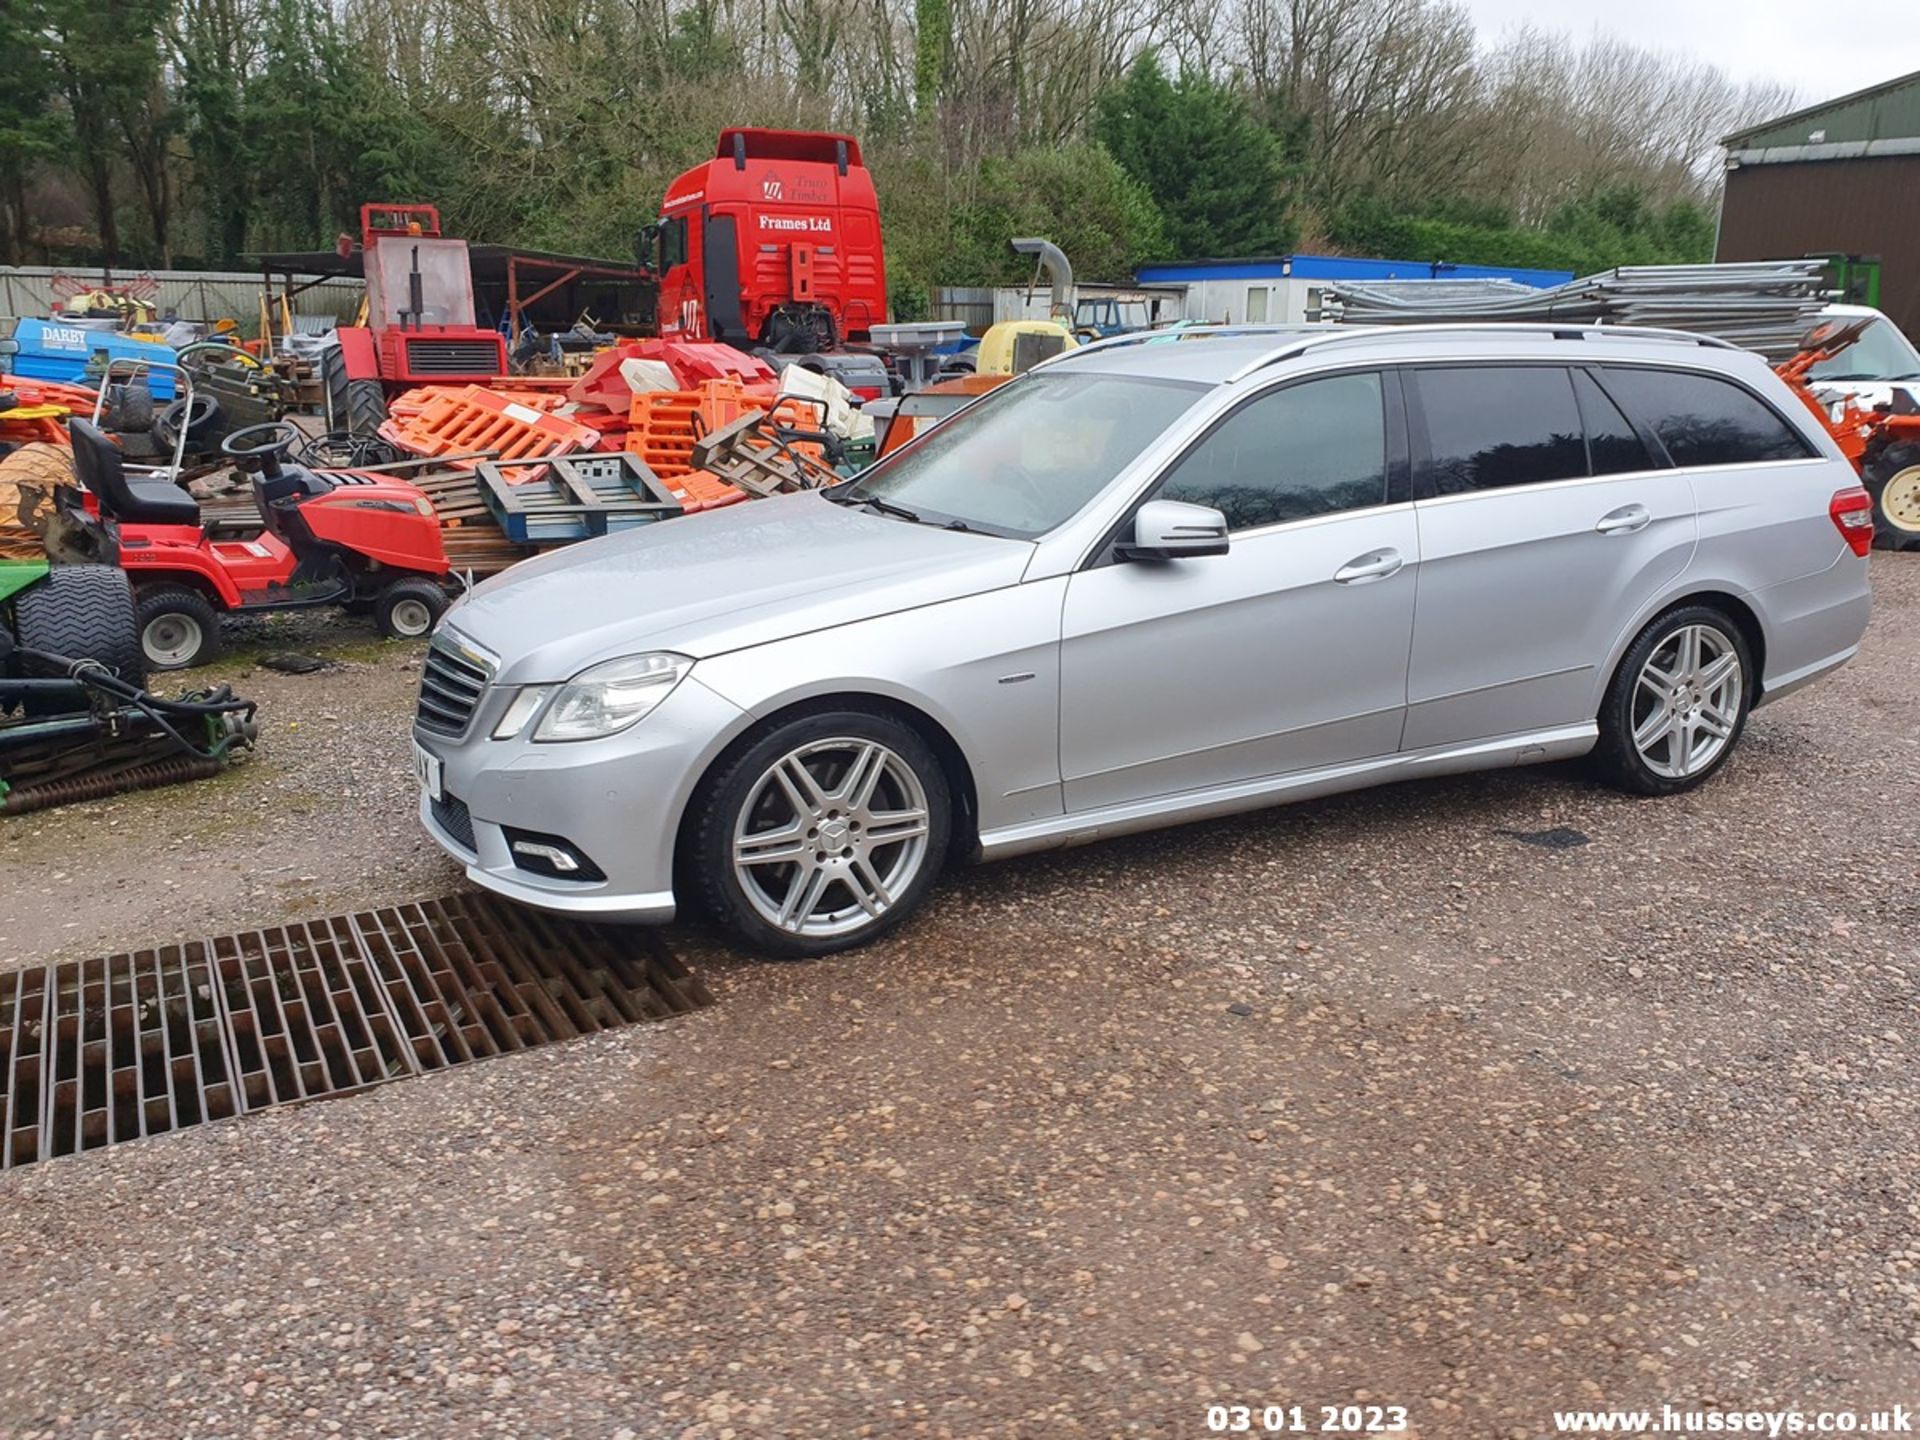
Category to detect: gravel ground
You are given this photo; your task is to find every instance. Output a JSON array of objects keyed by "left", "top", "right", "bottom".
[{"left": 2, "top": 561, "right": 1919, "bottom": 1439}]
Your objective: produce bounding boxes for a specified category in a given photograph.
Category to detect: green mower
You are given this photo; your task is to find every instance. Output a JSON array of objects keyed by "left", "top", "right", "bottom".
[{"left": 1, "top": 557, "right": 257, "bottom": 814}]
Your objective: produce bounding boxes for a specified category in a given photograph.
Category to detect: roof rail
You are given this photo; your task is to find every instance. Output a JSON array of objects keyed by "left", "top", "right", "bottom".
[
  {"left": 1031, "top": 320, "right": 1743, "bottom": 380},
  {"left": 1221, "top": 322, "right": 1743, "bottom": 383},
  {"left": 1027, "top": 323, "right": 1314, "bottom": 373}
]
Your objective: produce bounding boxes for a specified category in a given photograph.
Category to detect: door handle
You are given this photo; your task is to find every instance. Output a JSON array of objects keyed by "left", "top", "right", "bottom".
[
  {"left": 1333, "top": 549, "right": 1404, "bottom": 584},
  {"left": 1595, "top": 504, "right": 1651, "bottom": 535}
]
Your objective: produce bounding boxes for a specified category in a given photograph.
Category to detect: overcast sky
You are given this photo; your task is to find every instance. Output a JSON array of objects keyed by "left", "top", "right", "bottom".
[{"left": 1458, "top": 0, "right": 1920, "bottom": 104}]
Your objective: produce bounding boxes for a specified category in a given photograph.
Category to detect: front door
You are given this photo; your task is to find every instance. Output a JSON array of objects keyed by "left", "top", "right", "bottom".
[{"left": 1058, "top": 370, "right": 1419, "bottom": 812}]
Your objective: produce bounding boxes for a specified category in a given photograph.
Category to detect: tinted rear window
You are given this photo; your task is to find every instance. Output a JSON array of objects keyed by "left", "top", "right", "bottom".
[
  {"left": 1598, "top": 367, "right": 1815, "bottom": 468},
  {"left": 1412, "top": 366, "right": 1587, "bottom": 496},
  {"left": 1572, "top": 369, "right": 1654, "bottom": 476}
]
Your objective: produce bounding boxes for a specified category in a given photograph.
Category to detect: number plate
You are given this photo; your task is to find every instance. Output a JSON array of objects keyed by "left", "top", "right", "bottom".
[{"left": 413, "top": 741, "right": 444, "bottom": 802}]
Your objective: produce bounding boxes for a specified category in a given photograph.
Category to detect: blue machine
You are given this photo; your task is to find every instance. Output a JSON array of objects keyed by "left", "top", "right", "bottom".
[{"left": 8, "top": 318, "right": 177, "bottom": 400}]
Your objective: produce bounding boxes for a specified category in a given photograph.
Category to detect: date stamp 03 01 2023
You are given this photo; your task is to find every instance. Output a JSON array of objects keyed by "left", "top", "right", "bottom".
[{"left": 1206, "top": 1404, "right": 1412, "bottom": 1435}]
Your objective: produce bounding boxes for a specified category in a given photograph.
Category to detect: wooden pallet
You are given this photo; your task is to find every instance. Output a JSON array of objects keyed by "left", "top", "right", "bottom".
[{"left": 476, "top": 453, "right": 683, "bottom": 545}]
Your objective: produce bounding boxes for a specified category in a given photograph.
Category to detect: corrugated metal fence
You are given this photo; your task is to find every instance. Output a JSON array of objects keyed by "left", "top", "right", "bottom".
[
  {"left": 0, "top": 266, "right": 362, "bottom": 328},
  {"left": 930, "top": 286, "right": 994, "bottom": 334}
]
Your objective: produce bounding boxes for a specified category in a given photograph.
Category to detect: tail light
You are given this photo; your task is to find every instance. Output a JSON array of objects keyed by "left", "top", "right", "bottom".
[
  {"left": 849, "top": 385, "right": 885, "bottom": 402},
  {"left": 1830, "top": 486, "right": 1875, "bottom": 557}
]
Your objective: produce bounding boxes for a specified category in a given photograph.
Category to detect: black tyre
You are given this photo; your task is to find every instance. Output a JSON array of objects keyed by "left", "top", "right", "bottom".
[
  {"left": 134, "top": 583, "right": 222, "bottom": 670},
  {"left": 152, "top": 393, "right": 225, "bottom": 454},
  {"left": 1864, "top": 442, "right": 1920, "bottom": 552},
  {"left": 12, "top": 564, "right": 146, "bottom": 692},
  {"left": 1591, "top": 604, "right": 1754, "bottom": 796},
  {"left": 374, "top": 576, "right": 447, "bottom": 639},
  {"left": 689, "top": 707, "right": 952, "bottom": 958},
  {"left": 321, "top": 344, "right": 390, "bottom": 437}
]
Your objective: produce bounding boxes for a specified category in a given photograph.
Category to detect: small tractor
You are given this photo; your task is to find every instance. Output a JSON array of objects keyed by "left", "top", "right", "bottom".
[
  {"left": 1777, "top": 317, "right": 1920, "bottom": 551},
  {"left": 322, "top": 204, "right": 510, "bottom": 436}
]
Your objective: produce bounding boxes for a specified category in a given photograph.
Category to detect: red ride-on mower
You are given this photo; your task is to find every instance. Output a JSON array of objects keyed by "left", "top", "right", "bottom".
[{"left": 68, "top": 419, "right": 455, "bottom": 670}]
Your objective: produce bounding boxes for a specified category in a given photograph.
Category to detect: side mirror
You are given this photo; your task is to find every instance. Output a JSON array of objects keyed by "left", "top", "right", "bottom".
[
  {"left": 636, "top": 223, "right": 660, "bottom": 269},
  {"left": 1117, "top": 499, "right": 1229, "bottom": 560}
]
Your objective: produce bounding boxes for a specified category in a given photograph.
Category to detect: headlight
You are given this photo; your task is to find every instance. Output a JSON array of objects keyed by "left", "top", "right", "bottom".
[{"left": 532, "top": 653, "right": 693, "bottom": 742}]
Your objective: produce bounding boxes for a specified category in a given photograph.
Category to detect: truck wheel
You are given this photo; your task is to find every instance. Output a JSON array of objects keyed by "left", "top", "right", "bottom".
[
  {"left": 1865, "top": 442, "right": 1920, "bottom": 551},
  {"left": 13, "top": 564, "right": 147, "bottom": 691},
  {"left": 321, "top": 344, "right": 390, "bottom": 437},
  {"left": 374, "top": 576, "right": 447, "bottom": 639},
  {"left": 135, "top": 584, "right": 222, "bottom": 670}
]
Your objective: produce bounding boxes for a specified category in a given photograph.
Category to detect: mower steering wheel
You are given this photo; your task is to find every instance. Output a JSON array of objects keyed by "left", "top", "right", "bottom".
[{"left": 222, "top": 421, "right": 303, "bottom": 473}]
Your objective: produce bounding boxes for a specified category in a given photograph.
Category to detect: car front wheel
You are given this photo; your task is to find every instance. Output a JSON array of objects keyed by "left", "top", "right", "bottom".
[
  {"left": 1592, "top": 604, "right": 1754, "bottom": 796},
  {"left": 691, "top": 708, "right": 951, "bottom": 958}
]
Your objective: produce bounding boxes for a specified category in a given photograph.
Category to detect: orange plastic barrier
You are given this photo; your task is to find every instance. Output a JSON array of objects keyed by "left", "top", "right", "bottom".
[{"left": 379, "top": 385, "right": 601, "bottom": 482}]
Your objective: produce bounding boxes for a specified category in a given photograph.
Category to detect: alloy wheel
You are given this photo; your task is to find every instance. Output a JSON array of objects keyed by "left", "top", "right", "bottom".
[
  {"left": 731, "top": 737, "right": 932, "bottom": 939},
  {"left": 1631, "top": 622, "right": 1743, "bottom": 780}
]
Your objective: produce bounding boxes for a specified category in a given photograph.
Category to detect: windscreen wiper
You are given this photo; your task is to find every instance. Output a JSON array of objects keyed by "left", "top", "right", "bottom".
[{"left": 857, "top": 495, "right": 924, "bottom": 524}]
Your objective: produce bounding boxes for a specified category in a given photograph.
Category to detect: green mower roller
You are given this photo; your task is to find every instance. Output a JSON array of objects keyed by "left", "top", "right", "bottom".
[{"left": 1, "top": 558, "right": 257, "bottom": 814}]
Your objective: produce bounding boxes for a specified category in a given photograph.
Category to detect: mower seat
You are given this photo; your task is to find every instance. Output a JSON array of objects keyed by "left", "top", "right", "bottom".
[{"left": 70, "top": 419, "right": 201, "bottom": 527}]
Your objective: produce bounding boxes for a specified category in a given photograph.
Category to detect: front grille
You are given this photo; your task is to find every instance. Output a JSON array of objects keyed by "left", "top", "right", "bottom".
[
  {"left": 405, "top": 339, "right": 502, "bottom": 375},
  {"left": 416, "top": 638, "right": 492, "bottom": 736},
  {"left": 432, "top": 792, "right": 477, "bottom": 853}
]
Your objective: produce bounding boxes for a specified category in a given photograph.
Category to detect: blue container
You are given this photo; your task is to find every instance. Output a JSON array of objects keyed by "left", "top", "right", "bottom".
[{"left": 9, "top": 318, "right": 177, "bottom": 400}]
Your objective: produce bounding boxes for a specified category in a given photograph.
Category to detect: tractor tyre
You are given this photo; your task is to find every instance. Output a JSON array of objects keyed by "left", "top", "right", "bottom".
[
  {"left": 13, "top": 564, "right": 147, "bottom": 695},
  {"left": 321, "top": 345, "right": 390, "bottom": 438},
  {"left": 0, "top": 442, "right": 75, "bottom": 560},
  {"left": 134, "top": 584, "right": 222, "bottom": 671},
  {"left": 374, "top": 576, "right": 448, "bottom": 640},
  {"left": 1865, "top": 442, "right": 1920, "bottom": 552}
]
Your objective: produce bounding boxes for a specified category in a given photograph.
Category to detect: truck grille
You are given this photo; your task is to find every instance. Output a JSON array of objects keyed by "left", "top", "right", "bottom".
[
  {"left": 416, "top": 638, "right": 492, "bottom": 736},
  {"left": 405, "top": 338, "right": 502, "bottom": 375}
]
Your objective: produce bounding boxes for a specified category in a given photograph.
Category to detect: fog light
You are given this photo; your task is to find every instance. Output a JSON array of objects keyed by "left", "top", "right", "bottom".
[{"left": 504, "top": 827, "right": 606, "bottom": 882}]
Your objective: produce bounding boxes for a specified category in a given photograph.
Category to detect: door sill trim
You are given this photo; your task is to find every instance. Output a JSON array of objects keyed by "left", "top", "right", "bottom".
[{"left": 976, "top": 723, "right": 1598, "bottom": 861}]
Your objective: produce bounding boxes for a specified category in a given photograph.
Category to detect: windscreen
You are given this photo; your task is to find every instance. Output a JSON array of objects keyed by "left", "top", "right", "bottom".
[
  {"left": 366, "top": 238, "right": 477, "bottom": 328},
  {"left": 845, "top": 371, "right": 1206, "bottom": 538},
  {"left": 1809, "top": 317, "right": 1920, "bottom": 383}
]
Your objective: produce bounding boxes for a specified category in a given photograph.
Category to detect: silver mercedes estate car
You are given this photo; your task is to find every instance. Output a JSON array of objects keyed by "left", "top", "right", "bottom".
[{"left": 414, "top": 324, "right": 1874, "bottom": 956}]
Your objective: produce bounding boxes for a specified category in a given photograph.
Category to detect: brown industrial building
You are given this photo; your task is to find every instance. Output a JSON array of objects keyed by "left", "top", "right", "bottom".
[{"left": 1716, "top": 68, "right": 1920, "bottom": 339}]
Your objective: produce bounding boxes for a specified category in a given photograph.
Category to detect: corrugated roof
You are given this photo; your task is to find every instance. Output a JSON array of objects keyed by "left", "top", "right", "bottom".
[{"left": 1723, "top": 68, "right": 1920, "bottom": 149}]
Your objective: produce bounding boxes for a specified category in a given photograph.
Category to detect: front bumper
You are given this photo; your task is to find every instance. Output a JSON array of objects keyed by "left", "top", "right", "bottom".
[{"left": 413, "top": 673, "right": 750, "bottom": 923}]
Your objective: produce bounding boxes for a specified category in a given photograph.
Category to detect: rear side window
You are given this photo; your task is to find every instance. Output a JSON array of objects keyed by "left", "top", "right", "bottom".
[
  {"left": 1158, "top": 371, "right": 1387, "bottom": 531},
  {"left": 1572, "top": 369, "right": 1654, "bottom": 476},
  {"left": 1597, "top": 367, "right": 1815, "bottom": 468},
  {"left": 1411, "top": 367, "right": 1587, "bottom": 495}
]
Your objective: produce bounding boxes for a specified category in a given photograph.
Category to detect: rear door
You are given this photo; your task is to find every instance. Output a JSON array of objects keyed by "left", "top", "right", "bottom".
[
  {"left": 1058, "top": 369, "right": 1419, "bottom": 811},
  {"left": 1401, "top": 363, "right": 1697, "bottom": 751}
]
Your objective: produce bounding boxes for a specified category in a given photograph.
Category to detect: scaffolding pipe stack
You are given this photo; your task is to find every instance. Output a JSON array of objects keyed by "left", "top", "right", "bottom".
[{"left": 1316, "top": 261, "right": 1835, "bottom": 360}]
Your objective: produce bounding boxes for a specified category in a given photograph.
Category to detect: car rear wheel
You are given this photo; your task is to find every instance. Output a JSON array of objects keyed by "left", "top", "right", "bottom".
[
  {"left": 691, "top": 709, "right": 950, "bottom": 958},
  {"left": 1591, "top": 604, "right": 1753, "bottom": 796}
]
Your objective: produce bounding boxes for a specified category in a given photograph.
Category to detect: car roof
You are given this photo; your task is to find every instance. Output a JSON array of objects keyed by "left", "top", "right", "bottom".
[{"left": 1043, "top": 322, "right": 1764, "bottom": 388}]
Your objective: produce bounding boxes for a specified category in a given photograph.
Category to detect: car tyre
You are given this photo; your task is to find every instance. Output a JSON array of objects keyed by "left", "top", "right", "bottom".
[
  {"left": 1591, "top": 603, "right": 1754, "bottom": 796},
  {"left": 690, "top": 707, "right": 951, "bottom": 959},
  {"left": 134, "top": 583, "right": 222, "bottom": 670}
]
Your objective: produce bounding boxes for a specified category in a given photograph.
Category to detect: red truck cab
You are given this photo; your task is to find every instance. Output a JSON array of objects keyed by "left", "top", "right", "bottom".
[{"left": 653, "top": 130, "right": 888, "bottom": 352}]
